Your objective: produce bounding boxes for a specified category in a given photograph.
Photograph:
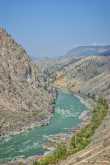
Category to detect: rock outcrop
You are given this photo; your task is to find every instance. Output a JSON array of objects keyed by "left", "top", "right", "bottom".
[{"left": 0, "top": 28, "right": 52, "bottom": 136}]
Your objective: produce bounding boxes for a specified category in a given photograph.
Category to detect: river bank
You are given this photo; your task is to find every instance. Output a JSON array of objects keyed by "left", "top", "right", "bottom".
[
  {"left": 0, "top": 87, "right": 58, "bottom": 139},
  {"left": 0, "top": 115, "right": 52, "bottom": 140}
]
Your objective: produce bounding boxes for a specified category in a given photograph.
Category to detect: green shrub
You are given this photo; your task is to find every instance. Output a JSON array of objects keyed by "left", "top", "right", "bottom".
[{"left": 33, "top": 97, "right": 108, "bottom": 165}]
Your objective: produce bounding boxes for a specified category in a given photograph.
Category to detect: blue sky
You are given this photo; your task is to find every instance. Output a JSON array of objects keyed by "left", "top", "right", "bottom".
[{"left": 0, "top": 0, "right": 110, "bottom": 58}]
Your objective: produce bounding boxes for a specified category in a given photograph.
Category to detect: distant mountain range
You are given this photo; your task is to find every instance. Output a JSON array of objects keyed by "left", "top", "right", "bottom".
[
  {"left": 65, "top": 45, "right": 110, "bottom": 58},
  {"left": 35, "top": 45, "right": 110, "bottom": 84}
]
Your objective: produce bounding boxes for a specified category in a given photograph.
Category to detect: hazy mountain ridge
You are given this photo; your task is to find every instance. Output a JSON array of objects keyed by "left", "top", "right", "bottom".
[
  {"left": 47, "top": 45, "right": 110, "bottom": 100},
  {"left": 65, "top": 45, "right": 110, "bottom": 58},
  {"left": 35, "top": 45, "right": 110, "bottom": 83},
  {"left": 35, "top": 45, "right": 110, "bottom": 101}
]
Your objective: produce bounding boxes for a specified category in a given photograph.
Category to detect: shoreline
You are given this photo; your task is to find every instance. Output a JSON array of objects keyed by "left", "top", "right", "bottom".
[
  {"left": 0, "top": 88, "right": 58, "bottom": 139},
  {"left": 74, "top": 94, "right": 93, "bottom": 109},
  {"left": 0, "top": 114, "right": 52, "bottom": 140}
]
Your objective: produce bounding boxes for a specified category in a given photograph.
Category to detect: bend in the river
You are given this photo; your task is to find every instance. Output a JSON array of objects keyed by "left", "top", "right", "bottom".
[{"left": 0, "top": 90, "right": 88, "bottom": 163}]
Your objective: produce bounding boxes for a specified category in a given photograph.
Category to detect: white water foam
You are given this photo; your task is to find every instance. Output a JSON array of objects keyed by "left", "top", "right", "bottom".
[
  {"left": 56, "top": 108, "right": 80, "bottom": 118},
  {"left": 19, "top": 142, "right": 39, "bottom": 153}
]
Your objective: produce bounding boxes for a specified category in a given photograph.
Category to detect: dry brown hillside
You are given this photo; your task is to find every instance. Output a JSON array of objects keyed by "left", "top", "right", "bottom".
[
  {"left": 63, "top": 56, "right": 110, "bottom": 99},
  {"left": 0, "top": 28, "right": 53, "bottom": 136}
]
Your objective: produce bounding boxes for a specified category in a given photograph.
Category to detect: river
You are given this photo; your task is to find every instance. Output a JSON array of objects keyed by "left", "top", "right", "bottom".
[{"left": 0, "top": 90, "right": 88, "bottom": 163}]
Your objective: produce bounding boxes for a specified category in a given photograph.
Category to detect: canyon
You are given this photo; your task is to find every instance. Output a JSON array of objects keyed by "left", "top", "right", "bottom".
[{"left": 0, "top": 28, "right": 110, "bottom": 165}]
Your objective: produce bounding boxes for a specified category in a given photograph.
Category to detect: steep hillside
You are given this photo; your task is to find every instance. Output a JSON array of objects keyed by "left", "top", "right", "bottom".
[
  {"left": 60, "top": 56, "right": 110, "bottom": 99},
  {"left": 0, "top": 28, "right": 53, "bottom": 136},
  {"left": 36, "top": 56, "right": 78, "bottom": 85}
]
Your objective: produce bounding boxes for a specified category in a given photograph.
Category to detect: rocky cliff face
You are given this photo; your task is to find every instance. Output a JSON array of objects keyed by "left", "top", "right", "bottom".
[{"left": 0, "top": 28, "right": 52, "bottom": 136}]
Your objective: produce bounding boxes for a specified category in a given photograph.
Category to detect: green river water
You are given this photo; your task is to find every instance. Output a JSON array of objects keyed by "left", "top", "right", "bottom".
[{"left": 0, "top": 90, "right": 88, "bottom": 163}]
